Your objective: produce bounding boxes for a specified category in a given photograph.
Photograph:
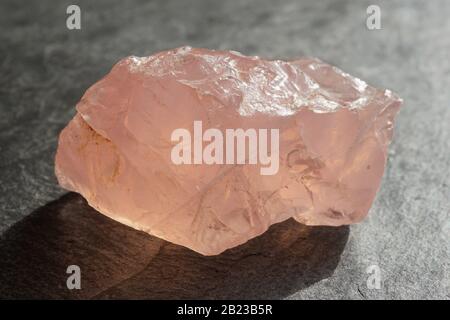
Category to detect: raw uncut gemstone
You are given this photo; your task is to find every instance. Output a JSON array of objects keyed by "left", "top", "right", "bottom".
[{"left": 55, "top": 47, "right": 402, "bottom": 255}]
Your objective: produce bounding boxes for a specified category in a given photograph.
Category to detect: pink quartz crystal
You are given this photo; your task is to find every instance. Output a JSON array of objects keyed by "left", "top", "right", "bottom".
[{"left": 55, "top": 47, "right": 402, "bottom": 255}]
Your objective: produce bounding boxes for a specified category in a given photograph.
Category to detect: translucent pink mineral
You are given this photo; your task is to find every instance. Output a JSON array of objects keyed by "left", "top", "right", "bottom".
[{"left": 55, "top": 47, "right": 402, "bottom": 255}]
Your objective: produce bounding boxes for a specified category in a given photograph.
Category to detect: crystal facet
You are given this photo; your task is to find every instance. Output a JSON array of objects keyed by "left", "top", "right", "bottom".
[{"left": 55, "top": 47, "right": 402, "bottom": 255}]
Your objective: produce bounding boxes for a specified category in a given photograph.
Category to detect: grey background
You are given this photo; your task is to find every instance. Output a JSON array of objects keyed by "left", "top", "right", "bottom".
[{"left": 0, "top": 0, "right": 449, "bottom": 299}]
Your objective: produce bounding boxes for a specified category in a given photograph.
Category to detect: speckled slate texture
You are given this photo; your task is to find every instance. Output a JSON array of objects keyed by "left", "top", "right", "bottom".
[{"left": 0, "top": 0, "right": 448, "bottom": 299}]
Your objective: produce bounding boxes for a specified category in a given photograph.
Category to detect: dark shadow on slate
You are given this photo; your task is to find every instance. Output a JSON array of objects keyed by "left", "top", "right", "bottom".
[{"left": 0, "top": 193, "right": 349, "bottom": 299}]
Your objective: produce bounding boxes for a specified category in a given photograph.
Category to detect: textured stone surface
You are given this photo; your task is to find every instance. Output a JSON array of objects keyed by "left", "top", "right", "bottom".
[
  {"left": 55, "top": 47, "right": 401, "bottom": 255},
  {"left": 0, "top": 0, "right": 449, "bottom": 299},
  {"left": 0, "top": 193, "right": 349, "bottom": 299}
]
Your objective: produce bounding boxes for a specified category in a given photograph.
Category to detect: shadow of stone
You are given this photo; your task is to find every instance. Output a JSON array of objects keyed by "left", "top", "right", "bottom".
[{"left": 0, "top": 193, "right": 349, "bottom": 299}]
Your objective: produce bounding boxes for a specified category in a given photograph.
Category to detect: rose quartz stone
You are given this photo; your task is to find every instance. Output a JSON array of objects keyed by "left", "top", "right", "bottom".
[{"left": 55, "top": 47, "right": 402, "bottom": 255}]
